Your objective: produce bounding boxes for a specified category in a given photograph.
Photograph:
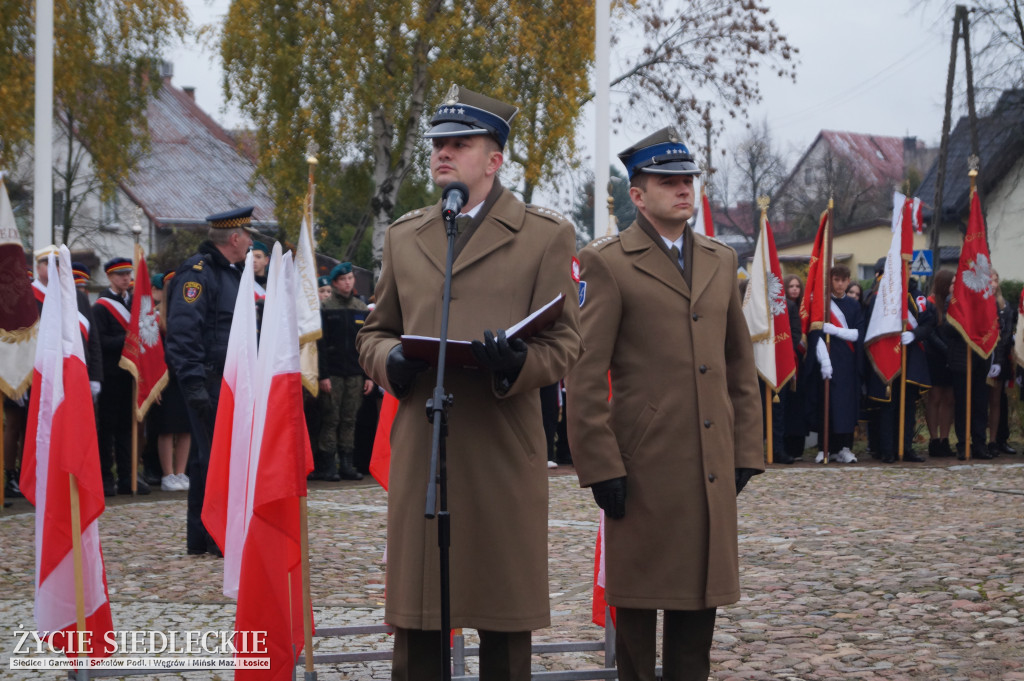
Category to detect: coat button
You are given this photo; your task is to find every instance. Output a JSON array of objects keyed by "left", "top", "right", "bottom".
[
  {"left": 704, "top": 419, "right": 711, "bottom": 428},
  {"left": 699, "top": 365, "right": 707, "bottom": 374},
  {"left": 692, "top": 313, "right": 699, "bottom": 321},
  {"left": 708, "top": 473, "right": 716, "bottom": 482}
]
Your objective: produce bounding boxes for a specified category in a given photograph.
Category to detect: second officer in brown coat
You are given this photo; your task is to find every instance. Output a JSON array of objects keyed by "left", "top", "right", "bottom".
[
  {"left": 356, "top": 85, "right": 582, "bottom": 681},
  {"left": 567, "top": 128, "right": 763, "bottom": 681}
]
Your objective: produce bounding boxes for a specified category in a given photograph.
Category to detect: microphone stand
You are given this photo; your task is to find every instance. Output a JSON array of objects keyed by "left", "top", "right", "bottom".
[{"left": 424, "top": 184, "right": 465, "bottom": 681}]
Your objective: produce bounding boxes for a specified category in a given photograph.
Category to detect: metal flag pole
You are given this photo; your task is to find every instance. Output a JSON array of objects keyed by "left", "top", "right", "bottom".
[{"left": 898, "top": 256, "right": 910, "bottom": 462}]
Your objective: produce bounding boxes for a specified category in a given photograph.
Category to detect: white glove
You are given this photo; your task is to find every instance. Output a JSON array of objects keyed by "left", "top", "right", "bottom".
[
  {"left": 816, "top": 338, "right": 833, "bottom": 379},
  {"left": 988, "top": 364, "right": 1001, "bottom": 379},
  {"left": 822, "top": 322, "right": 858, "bottom": 342},
  {"left": 90, "top": 381, "right": 101, "bottom": 398},
  {"left": 901, "top": 331, "right": 915, "bottom": 345}
]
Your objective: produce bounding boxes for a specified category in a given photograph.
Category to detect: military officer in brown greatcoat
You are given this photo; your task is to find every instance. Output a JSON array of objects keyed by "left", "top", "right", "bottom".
[
  {"left": 356, "top": 85, "right": 582, "bottom": 681},
  {"left": 567, "top": 128, "right": 764, "bottom": 681}
]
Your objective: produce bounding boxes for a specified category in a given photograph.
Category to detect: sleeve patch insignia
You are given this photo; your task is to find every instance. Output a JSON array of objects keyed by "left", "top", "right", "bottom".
[
  {"left": 183, "top": 282, "right": 203, "bottom": 303},
  {"left": 578, "top": 281, "right": 587, "bottom": 308},
  {"left": 571, "top": 256, "right": 581, "bottom": 283}
]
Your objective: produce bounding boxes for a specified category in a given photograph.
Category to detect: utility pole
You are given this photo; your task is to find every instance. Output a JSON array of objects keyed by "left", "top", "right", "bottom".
[{"left": 930, "top": 5, "right": 982, "bottom": 260}]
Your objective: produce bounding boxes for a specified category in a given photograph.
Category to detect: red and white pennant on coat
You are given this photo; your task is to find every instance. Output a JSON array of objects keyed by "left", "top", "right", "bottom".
[
  {"left": 203, "top": 243, "right": 314, "bottom": 680},
  {"left": 20, "top": 246, "right": 114, "bottom": 658},
  {"left": 742, "top": 211, "right": 796, "bottom": 391}
]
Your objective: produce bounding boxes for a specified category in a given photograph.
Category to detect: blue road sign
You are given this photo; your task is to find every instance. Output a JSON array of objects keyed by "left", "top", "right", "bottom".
[{"left": 911, "top": 249, "right": 933, "bottom": 276}]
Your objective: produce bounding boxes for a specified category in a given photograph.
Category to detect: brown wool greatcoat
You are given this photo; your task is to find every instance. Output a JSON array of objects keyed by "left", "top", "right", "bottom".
[
  {"left": 355, "top": 187, "right": 582, "bottom": 632},
  {"left": 567, "top": 221, "right": 763, "bottom": 611}
]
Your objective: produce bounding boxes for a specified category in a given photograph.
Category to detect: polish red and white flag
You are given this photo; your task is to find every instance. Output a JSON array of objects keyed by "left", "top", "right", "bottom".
[
  {"left": 20, "top": 246, "right": 114, "bottom": 658},
  {"left": 204, "top": 245, "right": 314, "bottom": 679}
]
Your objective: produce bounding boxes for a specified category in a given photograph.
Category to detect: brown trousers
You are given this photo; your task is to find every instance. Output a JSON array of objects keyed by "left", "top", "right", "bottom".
[
  {"left": 391, "top": 627, "right": 531, "bottom": 681},
  {"left": 615, "top": 607, "right": 717, "bottom": 681}
]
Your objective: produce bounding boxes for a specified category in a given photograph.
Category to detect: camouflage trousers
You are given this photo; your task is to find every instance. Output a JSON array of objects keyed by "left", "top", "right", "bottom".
[{"left": 318, "top": 374, "right": 364, "bottom": 454}]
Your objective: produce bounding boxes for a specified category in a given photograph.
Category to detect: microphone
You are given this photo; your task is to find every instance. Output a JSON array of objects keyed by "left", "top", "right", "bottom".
[{"left": 442, "top": 182, "right": 469, "bottom": 220}]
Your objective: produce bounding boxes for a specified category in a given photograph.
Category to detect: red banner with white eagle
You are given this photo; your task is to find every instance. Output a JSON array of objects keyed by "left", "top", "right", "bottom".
[
  {"left": 947, "top": 191, "right": 999, "bottom": 359},
  {"left": 119, "top": 244, "right": 168, "bottom": 420}
]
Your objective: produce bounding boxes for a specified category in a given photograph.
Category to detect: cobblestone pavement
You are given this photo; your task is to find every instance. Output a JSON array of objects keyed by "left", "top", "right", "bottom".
[{"left": 2, "top": 459, "right": 1022, "bottom": 680}]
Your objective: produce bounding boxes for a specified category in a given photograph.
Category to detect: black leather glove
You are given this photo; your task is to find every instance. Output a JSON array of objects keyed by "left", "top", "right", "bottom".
[
  {"left": 385, "top": 345, "right": 429, "bottom": 392},
  {"left": 735, "top": 468, "right": 759, "bottom": 496},
  {"left": 471, "top": 329, "right": 528, "bottom": 388},
  {"left": 182, "top": 380, "right": 211, "bottom": 417},
  {"left": 591, "top": 476, "right": 627, "bottom": 519}
]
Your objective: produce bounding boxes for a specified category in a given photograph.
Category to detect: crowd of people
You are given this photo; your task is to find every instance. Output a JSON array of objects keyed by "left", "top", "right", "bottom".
[
  {"left": 768, "top": 259, "right": 1020, "bottom": 465},
  {"left": 3, "top": 82, "right": 1021, "bottom": 681}
]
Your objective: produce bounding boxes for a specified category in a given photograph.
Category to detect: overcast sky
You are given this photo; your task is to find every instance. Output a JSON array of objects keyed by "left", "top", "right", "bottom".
[{"left": 172, "top": 0, "right": 961, "bottom": 181}]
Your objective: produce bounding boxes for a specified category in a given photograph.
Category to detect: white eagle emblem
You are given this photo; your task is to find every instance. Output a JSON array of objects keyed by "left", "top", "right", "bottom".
[
  {"left": 139, "top": 296, "right": 160, "bottom": 348},
  {"left": 768, "top": 272, "right": 787, "bottom": 317},
  {"left": 960, "top": 253, "right": 993, "bottom": 298}
]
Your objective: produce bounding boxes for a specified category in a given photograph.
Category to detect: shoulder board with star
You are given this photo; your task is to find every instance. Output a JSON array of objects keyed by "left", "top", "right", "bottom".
[
  {"left": 588, "top": 234, "right": 620, "bottom": 251},
  {"left": 191, "top": 259, "right": 205, "bottom": 272},
  {"left": 391, "top": 208, "right": 426, "bottom": 226},
  {"left": 525, "top": 204, "right": 568, "bottom": 223}
]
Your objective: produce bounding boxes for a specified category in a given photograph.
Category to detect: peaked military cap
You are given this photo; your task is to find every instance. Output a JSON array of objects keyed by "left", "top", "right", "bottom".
[
  {"left": 206, "top": 206, "right": 262, "bottom": 237},
  {"left": 72, "top": 261, "right": 91, "bottom": 286},
  {"left": 618, "top": 127, "right": 702, "bottom": 180},
  {"left": 329, "top": 261, "right": 353, "bottom": 281},
  {"left": 34, "top": 244, "right": 59, "bottom": 262},
  {"left": 424, "top": 84, "right": 519, "bottom": 149},
  {"left": 104, "top": 257, "right": 133, "bottom": 275}
]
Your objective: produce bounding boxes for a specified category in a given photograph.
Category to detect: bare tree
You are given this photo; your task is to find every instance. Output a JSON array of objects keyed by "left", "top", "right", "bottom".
[{"left": 716, "top": 120, "right": 787, "bottom": 245}]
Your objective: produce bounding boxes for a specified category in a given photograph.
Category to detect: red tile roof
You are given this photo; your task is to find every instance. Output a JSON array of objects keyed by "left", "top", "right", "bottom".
[{"left": 817, "top": 130, "right": 905, "bottom": 187}]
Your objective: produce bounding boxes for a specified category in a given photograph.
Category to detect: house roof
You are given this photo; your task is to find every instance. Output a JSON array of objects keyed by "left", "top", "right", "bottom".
[
  {"left": 916, "top": 89, "right": 1024, "bottom": 223},
  {"left": 772, "top": 130, "right": 909, "bottom": 220},
  {"left": 120, "top": 79, "right": 277, "bottom": 230}
]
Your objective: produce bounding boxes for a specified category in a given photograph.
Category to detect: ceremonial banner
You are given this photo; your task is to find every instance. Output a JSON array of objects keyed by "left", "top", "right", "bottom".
[
  {"left": 119, "top": 244, "right": 168, "bottom": 419},
  {"left": 742, "top": 214, "right": 795, "bottom": 390},
  {"left": 369, "top": 392, "right": 399, "bottom": 491},
  {"left": 864, "top": 193, "right": 911, "bottom": 384},
  {"left": 295, "top": 207, "right": 322, "bottom": 396},
  {"left": 591, "top": 512, "right": 616, "bottom": 628},
  {"left": 205, "top": 245, "right": 313, "bottom": 679},
  {"left": 695, "top": 187, "right": 715, "bottom": 237},
  {"left": 20, "top": 247, "right": 113, "bottom": 657},
  {"left": 947, "top": 192, "right": 999, "bottom": 358},
  {"left": 799, "top": 209, "right": 832, "bottom": 336},
  {"left": 0, "top": 178, "right": 37, "bottom": 399},
  {"left": 204, "top": 252, "right": 259, "bottom": 599}
]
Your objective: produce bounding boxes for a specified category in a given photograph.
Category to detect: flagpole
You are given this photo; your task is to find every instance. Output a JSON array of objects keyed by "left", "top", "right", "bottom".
[
  {"left": 822, "top": 198, "right": 834, "bottom": 464},
  {"left": 69, "top": 473, "right": 88, "bottom": 659},
  {"left": 758, "top": 196, "right": 773, "bottom": 464},
  {"left": 130, "top": 241, "right": 142, "bottom": 495},
  {"left": 299, "top": 496, "right": 316, "bottom": 678},
  {"left": 898, "top": 258, "right": 910, "bottom": 462},
  {"left": 963, "top": 165, "right": 979, "bottom": 461}
]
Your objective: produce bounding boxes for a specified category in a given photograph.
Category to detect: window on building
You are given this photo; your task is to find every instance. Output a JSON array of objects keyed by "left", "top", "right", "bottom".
[{"left": 101, "top": 195, "right": 119, "bottom": 227}]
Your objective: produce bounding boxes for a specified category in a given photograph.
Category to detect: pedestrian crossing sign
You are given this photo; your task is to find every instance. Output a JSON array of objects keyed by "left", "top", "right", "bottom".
[{"left": 910, "top": 250, "right": 933, "bottom": 275}]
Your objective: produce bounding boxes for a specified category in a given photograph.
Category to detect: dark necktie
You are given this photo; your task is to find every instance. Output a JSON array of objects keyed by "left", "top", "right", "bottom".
[
  {"left": 455, "top": 216, "right": 472, "bottom": 235},
  {"left": 670, "top": 245, "right": 683, "bottom": 271}
]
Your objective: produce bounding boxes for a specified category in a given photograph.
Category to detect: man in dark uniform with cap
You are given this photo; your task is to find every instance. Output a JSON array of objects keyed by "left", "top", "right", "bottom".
[
  {"left": 567, "top": 128, "right": 763, "bottom": 681},
  {"left": 316, "top": 261, "right": 372, "bottom": 481},
  {"left": 93, "top": 257, "right": 150, "bottom": 495},
  {"left": 165, "top": 206, "right": 256, "bottom": 555},
  {"left": 356, "top": 85, "right": 582, "bottom": 680}
]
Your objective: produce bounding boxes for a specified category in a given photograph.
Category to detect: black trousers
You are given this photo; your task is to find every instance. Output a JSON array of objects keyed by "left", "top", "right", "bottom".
[
  {"left": 540, "top": 383, "right": 559, "bottom": 462},
  {"left": 874, "top": 385, "right": 920, "bottom": 458},
  {"left": 184, "top": 390, "right": 219, "bottom": 553},
  {"left": 951, "top": 357, "right": 988, "bottom": 454},
  {"left": 615, "top": 607, "right": 717, "bottom": 681},
  {"left": 97, "top": 372, "right": 133, "bottom": 484},
  {"left": 391, "top": 627, "right": 531, "bottom": 681}
]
